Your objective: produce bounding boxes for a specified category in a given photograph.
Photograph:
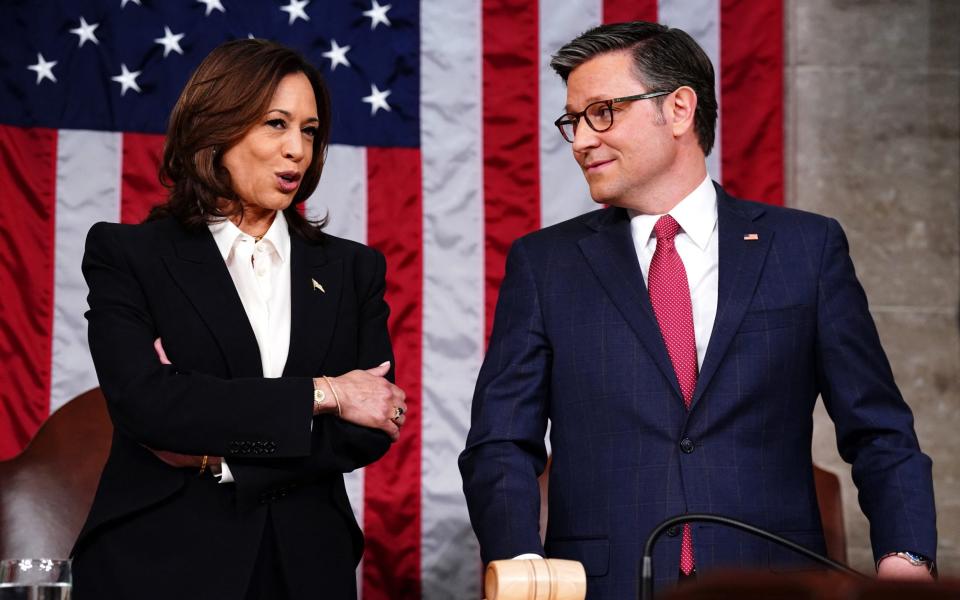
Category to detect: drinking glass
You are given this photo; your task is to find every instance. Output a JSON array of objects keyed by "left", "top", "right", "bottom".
[{"left": 0, "top": 559, "right": 71, "bottom": 600}]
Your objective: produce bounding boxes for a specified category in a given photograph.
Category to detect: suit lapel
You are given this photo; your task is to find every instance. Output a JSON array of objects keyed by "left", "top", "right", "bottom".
[
  {"left": 162, "top": 226, "right": 263, "bottom": 377},
  {"left": 282, "top": 234, "right": 343, "bottom": 377},
  {"left": 578, "top": 208, "right": 683, "bottom": 401},
  {"left": 690, "top": 189, "right": 773, "bottom": 410}
]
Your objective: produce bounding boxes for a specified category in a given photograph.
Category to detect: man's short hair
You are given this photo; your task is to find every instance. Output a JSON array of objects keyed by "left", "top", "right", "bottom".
[{"left": 551, "top": 21, "right": 718, "bottom": 156}]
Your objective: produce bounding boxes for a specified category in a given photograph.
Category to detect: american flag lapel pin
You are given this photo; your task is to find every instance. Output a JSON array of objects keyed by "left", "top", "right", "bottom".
[
  {"left": 743, "top": 233, "right": 759, "bottom": 241},
  {"left": 312, "top": 278, "right": 325, "bottom": 293}
]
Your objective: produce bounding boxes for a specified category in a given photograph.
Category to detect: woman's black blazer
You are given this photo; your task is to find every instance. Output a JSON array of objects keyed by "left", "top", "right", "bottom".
[{"left": 71, "top": 216, "right": 393, "bottom": 599}]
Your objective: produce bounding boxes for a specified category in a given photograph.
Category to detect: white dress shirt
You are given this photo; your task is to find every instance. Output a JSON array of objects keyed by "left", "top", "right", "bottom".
[
  {"left": 207, "top": 211, "right": 293, "bottom": 482},
  {"left": 629, "top": 174, "right": 719, "bottom": 368}
]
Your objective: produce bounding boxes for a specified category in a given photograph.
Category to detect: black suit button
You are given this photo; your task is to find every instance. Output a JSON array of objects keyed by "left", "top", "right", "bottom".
[
  {"left": 680, "top": 438, "right": 695, "bottom": 454},
  {"left": 666, "top": 526, "right": 680, "bottom": 537}
]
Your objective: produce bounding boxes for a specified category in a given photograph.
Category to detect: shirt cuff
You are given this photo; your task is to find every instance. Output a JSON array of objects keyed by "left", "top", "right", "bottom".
[
  {"left": 217, "top": 460, "right": 234, "bottom": 483},
  {"left": 512, "top": 553, "right": 544, "bottom": 560}
]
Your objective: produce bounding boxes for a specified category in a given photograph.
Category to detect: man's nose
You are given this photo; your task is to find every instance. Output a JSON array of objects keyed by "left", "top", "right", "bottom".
[{"left": 572, "top": 122, "right": 601, "bottom": 153}]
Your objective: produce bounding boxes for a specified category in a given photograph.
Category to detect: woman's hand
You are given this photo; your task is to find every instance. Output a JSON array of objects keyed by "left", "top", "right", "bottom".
[
  {"left": 316, "top": 361, "right": 407, "bottom": 441},
  {"left": 150, "top": 450, "right": 222, "bottom": 470},
  {"left": 146, "top": 338, "right": 220, "bottom": 469}
]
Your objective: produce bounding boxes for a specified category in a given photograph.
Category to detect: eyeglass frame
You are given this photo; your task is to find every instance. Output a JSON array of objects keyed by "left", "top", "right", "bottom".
[{"left": 553, "top": 90, "right": 673, "bottom": 143}]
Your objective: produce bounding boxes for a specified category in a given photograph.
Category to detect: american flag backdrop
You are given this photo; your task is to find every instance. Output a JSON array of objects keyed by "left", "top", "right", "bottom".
[{"left": 0, "top": 0, "right": 783, "bottom": 597}]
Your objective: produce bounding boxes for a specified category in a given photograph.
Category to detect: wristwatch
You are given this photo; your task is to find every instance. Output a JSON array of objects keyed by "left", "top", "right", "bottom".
[
  {"left": 881, "top": 551, "right": 935, "bottom": 575},
  {"left": 313, "top": 382, "right": 327, "bottom": 413}
]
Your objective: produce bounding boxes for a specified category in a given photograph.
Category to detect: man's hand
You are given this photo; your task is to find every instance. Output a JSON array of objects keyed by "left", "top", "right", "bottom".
[
  {"left": 877, "top": 555, "right": 934, "bottom": 581},
  {"left": 315, "top": 361, "right": 407, "bottom": 441}
]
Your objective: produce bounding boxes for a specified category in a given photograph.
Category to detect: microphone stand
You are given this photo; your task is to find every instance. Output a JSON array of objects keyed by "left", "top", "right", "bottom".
[{"left": 640, "top": 513, "right": 868, "bottom": 600}]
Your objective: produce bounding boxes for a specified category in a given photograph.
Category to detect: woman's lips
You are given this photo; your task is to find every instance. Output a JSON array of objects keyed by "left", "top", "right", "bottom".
[{"left": 276, "top": 172, "right": 301, "bottom": 193}]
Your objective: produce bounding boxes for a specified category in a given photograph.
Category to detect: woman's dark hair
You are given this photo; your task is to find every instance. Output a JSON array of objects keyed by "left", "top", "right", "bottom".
[
  {"left": 149, "top": 38, "right": 331, "bottom": 240},
  {"left": 551, "top": 21, "right": 718, "bottom": 156}
]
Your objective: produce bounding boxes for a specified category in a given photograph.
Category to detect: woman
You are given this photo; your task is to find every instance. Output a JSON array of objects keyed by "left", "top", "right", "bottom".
[{"left": 71, "top": 39, "right": 406, "bottom": 599}]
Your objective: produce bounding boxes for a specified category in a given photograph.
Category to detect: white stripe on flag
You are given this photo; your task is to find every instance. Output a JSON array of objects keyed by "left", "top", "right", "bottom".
[
  {"left": 308, "top": 144, "right": 368, "bottom": 245},
  {"left": 659, "top": 0, "right": 722, "bottom": 180},
  {"left": 539, "top": 0, "right": 600, "bottom": 228},
  {"left": 51, "top": 130, "right": 122, "bottom": 413},
  {"left": 420, "top": 1, "right": 485, "bottom": 597}
]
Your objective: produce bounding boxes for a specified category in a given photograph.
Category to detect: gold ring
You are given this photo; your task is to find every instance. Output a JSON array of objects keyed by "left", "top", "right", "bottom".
[{"left": 393, "top": 407, "right": 405, "bottom": 420}]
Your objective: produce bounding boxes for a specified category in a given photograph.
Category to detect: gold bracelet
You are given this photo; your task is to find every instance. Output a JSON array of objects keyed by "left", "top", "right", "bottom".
[
  {"left": 322, "top": 375, "right": 342, "bottom": 417},
  {"left": 198, "top": 454, "right": 209, "bottom": 475}
]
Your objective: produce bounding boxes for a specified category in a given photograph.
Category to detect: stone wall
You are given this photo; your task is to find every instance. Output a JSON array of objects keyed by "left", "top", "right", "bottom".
[{"left": 786, "top": 0, "right": 959, "bottom": 574}]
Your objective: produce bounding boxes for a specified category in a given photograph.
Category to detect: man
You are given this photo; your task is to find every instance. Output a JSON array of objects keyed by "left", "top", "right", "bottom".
[{"left": 459, "top": 21, "right": 936, "bottom": 597}]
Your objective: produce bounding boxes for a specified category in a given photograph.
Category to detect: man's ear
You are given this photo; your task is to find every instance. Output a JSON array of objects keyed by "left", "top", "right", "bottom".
[{"left": 668, "top": 86, "right": 698, "bottom": 139}]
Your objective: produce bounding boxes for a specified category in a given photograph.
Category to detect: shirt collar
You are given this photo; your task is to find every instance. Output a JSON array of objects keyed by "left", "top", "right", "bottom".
[
  {"left": 629, "top": 174, "right": 717, "bottom": 250},
  {"left": 207, "top": 209, "right": 290, "bottom": 263}
]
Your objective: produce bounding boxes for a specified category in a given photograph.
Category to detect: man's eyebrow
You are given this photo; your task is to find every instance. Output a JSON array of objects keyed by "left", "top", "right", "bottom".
[{"left": 563, "top": 96, "right": 606, "bottom": 112}]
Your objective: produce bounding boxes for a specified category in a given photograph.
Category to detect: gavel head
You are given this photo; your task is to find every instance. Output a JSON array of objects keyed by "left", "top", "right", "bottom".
[{"left": 484, "top": 558, "right": 587, "bottom": 600}]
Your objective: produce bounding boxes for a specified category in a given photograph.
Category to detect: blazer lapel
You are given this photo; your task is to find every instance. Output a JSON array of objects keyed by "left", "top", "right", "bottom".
[
  {"left": 282, "top": 234, "right": 343, "bottom": 377},
  {"left": 690, "top": 188, "right": 773, "bottom": 410},
  {"left": 577, "top": 208, "right": 683, "bottom": 401},
  {"left": 162, "top": 226, "right": 263, "bottom": 377}
]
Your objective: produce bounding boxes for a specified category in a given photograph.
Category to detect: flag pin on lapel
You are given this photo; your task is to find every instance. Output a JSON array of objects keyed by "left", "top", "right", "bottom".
[
  {"left": 743, "top": 233, "right": 759, "bottom": 241},
  {"left": 312, "top": 278, "right": 325, "bottom": 293}
]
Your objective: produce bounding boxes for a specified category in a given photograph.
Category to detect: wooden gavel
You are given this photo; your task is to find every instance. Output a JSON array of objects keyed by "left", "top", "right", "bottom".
[{"left": 484, "top": 558, "right": 586, "bottom": 600}]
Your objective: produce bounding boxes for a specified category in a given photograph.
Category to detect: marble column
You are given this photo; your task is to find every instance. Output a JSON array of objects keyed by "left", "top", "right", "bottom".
[{"left": 786, "top": 0, "right": 960, "bottom": 574}]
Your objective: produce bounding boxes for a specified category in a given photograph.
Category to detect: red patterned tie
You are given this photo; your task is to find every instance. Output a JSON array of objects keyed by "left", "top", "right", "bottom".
[{"left": 647, "top": 214, "right": 698, "bottom": 576}]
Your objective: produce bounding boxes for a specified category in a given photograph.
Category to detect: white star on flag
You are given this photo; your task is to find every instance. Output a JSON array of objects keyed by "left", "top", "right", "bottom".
[
  {"left": 111, "top": 64, "right": 142, "bottom": 96},
  {"left": 121, "top": 0, "right": 141, "bottom": 7},
  {"left": 362, "top": 0, "right": 392, "bottom": 30},
  {"left": 322, "top": 40, "right": 351, "bottom": 71},
  {"left": 362, "top": 84, "right": 391, "bottom": 115},
  {"left": 154, "top": 26, "right": 185, "bottom": 57},
  {"left": 280, "top": 0, "right": 310, "bottom": 25},
  {"left": 27, "top": 53, "right": 57, "bottom": 84},
  {"left": 197, "top": 0, "right": 226, "bottom": 16},
  {"left": 69, "top": 17, "right": 100, "bottom": 47}
]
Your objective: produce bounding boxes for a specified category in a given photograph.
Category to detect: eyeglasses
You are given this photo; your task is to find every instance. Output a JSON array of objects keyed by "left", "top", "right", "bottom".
[{"left": 554, "top": 91, "right": 672, "bottom": 143}]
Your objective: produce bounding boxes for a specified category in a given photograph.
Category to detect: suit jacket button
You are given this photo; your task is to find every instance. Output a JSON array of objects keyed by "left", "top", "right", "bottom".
[
  {"left": 666, "top": 526, "right": 680, "bottom": 537},
  {"left": 680, "top": 438, "right": 695, "bottom": 454}
]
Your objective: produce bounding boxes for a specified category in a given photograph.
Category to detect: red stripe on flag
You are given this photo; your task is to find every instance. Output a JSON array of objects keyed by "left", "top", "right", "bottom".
[
  {"left": 120, "top": 133, "right": 167, "bottom": 224},
  {"left": 363, "top": 147, "right": 423, "bottom": 600},
  {"left": 0, "top": 125, "right": 57, "bottom": 459},
  {"left": 720, "top": 0, "right": 784, "bottom": 205},
  {"left": 603, "top": 0, "right": 657, "bottom": 23},
  {"left": 483, "top": 0, "right": 541, "bottom": 341}
]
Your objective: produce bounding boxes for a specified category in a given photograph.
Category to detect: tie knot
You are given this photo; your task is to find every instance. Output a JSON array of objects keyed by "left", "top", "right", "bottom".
[{"left": 653, "top": 214, "right": 681, "bottom": 241}]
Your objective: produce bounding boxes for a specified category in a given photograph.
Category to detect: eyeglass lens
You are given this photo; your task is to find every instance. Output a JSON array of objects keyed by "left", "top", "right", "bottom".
[{"left": 559, "top": 100, "right": 615, "bottom": 142}]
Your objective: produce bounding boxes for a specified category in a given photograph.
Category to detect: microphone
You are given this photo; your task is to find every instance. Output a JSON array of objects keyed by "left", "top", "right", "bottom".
[{"left": 640, "top": 513, "right": 867, "bottom": 600}]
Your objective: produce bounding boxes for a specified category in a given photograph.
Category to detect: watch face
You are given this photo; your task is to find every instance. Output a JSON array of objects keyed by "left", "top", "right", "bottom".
[{"left": 899, "top": 552, "right": 933, "bottom": 571}]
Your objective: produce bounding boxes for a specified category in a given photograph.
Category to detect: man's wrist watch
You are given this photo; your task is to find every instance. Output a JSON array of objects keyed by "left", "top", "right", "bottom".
[{"left": 881, "top": 551, "right": 935, "bottom": 574}]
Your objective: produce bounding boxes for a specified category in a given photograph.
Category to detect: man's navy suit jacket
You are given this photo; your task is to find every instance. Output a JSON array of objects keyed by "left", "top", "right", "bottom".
[{"left": 459, "top": 185, "right": 936, "bottom": 596}]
